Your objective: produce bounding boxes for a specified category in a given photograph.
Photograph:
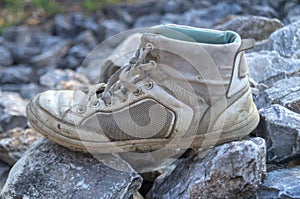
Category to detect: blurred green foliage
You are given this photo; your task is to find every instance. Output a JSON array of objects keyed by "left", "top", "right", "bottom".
[{"left": 0, "top": 0, "right": 131, "bottom": 34}]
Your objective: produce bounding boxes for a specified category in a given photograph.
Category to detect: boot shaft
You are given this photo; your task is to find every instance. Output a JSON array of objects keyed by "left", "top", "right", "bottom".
[{"left": 140, "top": 25, "right": 253, "bottom": 103}]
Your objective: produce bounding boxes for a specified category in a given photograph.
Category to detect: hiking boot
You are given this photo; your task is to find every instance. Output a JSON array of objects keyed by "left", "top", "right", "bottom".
[{"left": 26, "top": 24, "right": 259, "bottom": 153}]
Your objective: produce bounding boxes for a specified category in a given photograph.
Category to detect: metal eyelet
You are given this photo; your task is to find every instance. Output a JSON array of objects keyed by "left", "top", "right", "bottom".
[
  {"left": 91, "top": 101, "right": 100, "bottom": 108},
  {"left": 149, "top": 60, "right": 156, "bottom": 68},
  {"left": 146, "top": 43, "right": 154, "bottom": 51},
  {"left": 146, "top": 82, "right": 153, "bottom": 90},
  {"left": 133, "top": 88, "right": 142, "bottom": 96},
  {"left": 76, "top": 106, "right": 85, "bottom": 114},
  {"left": 105, "top": 101, "right": 112, "bottom": 107}
]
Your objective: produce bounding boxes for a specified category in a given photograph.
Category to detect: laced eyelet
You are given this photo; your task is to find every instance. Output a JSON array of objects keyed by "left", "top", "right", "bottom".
[
  {"left": 146, "top": 82, "right": 153, "bottom": 90},
  {"left": 149, "top": 60, "right": 156, "bottom": 68},
  {"left": 91, "top": 101, "right": 100, "bottom": 108},
  {"left": 76, "top": 106, "right": 85, "bottom": 114},
  {"left": 133, "top": 88, "right": 142, "bottom": 96},
  {"left": 146, "top": 43, "right": 154, "bottom": 51},
  {"left": 105, "top": 102, "right": 112, "bottom": 107}
]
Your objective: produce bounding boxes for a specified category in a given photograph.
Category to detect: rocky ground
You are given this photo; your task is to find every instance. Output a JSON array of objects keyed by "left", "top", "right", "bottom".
[{"left": 0, "top": 0, "right": 300, "bottom": 198}]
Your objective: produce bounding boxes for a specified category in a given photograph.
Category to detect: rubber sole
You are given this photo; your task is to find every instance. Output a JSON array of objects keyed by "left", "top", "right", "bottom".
[{"left": 27, "top": 99, "right": 259, "bottom": 153}]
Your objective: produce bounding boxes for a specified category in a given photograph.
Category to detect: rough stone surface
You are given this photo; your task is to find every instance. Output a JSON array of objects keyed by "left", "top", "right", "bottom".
[
  {"left": 0, "top": 65, "right": 36, "bottom": 84},
  {"left": 0, "top": 138, "right": 142, "bottom": 199},
  {"left": 0, "top": 92, "right": 27, "bottom": 132},
  {"left": 0, "top": 128, "right": 41, "bottom": 166},
  {"left": 39, "top": 69, "right": 90, "bottom": 90},
  {"left": 30, "top": 40, "right": 70, "bottom": 67},
  {"left": 246, "top": 50, "right": 300, "bottom": 85},
  {"left": 0, "top": 45, "right": 13, "bottom": 66},
  {"left": 0, "top": 160, "right": 10, "bottom": 193},
  {"left": 214, "top": 16, "right": 283, "bottom": 40},
  {"left": 257, "top": 166, "right": 300, "bottom": 199},
  {"left": 256, "top": 77, "right": 300, "bottom": 113},
  {"left": 258, "top": 104, "right": 300, "bottom": 164},
  {"left": 270, "top": 20, "right": 300, "bottom": 58},
  {"left": 147, "top": 138, "right": 266, "bottom": 199}
]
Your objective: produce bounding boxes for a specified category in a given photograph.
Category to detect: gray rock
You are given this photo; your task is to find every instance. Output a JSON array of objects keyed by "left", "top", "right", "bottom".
[
  {"left": 0, "top": 46, "right": 13, "bottom": 66},
  {"left": 74, "top": 30, "right": 98, "bottom": 49},
  {"left": 134, "top": 14, "right": 162, "bottom": 28},
  {"left": 0, "top": 83, "right": 45, "bottom": 100},
  {"left": 180, "top": 2, "right": 242, "bottom": 28},
  {"left": 0, "top": 92, "right": 27, "bottom": 132},
  {"left": 285, "top": 4, "right": 300, "bottom": 23},
  {"left": 102, "top": 20, "right": 128, "bottom": 39},
  {"left": 246, "top": 50, "right": 300, "bottom": 85},
  {"left": 18, "top": 83, "right": 45, "bottom": 99},
  {"left": 214, "top": 16, "right": 283, "bottom": 40},
  {"left": 69, "top": 44, "right": 90, "bottom": 62},
  {"left": 58, "top": 54, "right": 81, "bottom": 69},
  {"left": 248, "top": 5, "right": 278, "bottom": 19},
  {"left": 147, "top": 138, "right": 266, "bottom": 199},
  {"left": 0, "top": 128, "right": 41, "bottom": 165},
  {"left": 0, "top": 138, "right": 142, "bottom": 199},
  {"left": 256, "top": 77, "right": 300, "bottom": 113},
  {"left": 54, "top": 13, "right": 77, "bottom": 38},
  {"left": 270, "top": 20, "right": 300, "bottom": 58},
  {"left": 258, "top": 104, "right": 300, "bottom": 164},
  {"left": 31, "top": 40, "right": 70, "bottom": 67},
  {"left": 2, "top": 26, "right": 44, "bottom": 63},
  {"left": 257, "top": 166, "right": 300, "bottom": 199},
  {"left": 0, "top": 65, "right": 36, "bottom": 84},
  {"left": 39, "top": 69, "right": 90, "bottom": 90},
  {"left": 0, "top": 160, "right": 10, "bottom": 192},
  {"left": 160, "top": 0, "right": 190, "bottom": 14}
]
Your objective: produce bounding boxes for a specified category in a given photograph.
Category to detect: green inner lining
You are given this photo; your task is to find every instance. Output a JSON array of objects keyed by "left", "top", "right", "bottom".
[{"left": 148, "top": 24, "right": 240, "bottom": 44}]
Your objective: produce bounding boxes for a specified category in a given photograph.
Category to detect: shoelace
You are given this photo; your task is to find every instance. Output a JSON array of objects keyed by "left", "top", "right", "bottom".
[{"left": 76, "top": 43, "right": 156, "bottom": 113}]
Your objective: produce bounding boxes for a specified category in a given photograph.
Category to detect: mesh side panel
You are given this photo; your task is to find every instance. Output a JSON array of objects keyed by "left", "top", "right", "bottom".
[{"left": 82, "top": 99, "right": 175, "bottom": 141}]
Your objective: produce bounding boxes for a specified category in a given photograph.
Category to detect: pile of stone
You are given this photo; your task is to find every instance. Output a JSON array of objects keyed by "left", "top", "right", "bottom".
[{"left": 0, "top": 0, "right": 299, "bottom": 198}]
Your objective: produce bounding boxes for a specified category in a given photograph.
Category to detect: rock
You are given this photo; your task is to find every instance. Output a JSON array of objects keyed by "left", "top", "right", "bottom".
[
  {"left": 246, "top": 51, "right": 300, "bottom": 85},
  {"left": 39, "top": 69, "right": 90, "bottom": 90},
  {"left": 0, "top": 65, "right": 36, "bottom": 84},
  {"left": 2, "top": 26, "right": 44, "bottom": 63},
  {"left": 256, "top": 77, "right": 300, "bottom": 113},
  {"left": 74, "top": 30, "right": 98, "bottom": 50},
  {"left": 69, "top": 44, "right": 90, "bottom": 63},
  {"left": 102, "top": 19, "right": 128, "bottom": 39},
  {"left": 0, "top": 128, "right": 41, "bottom": 165},
  {"left": 54, "top": 13, "right": 78, "bottom": 38},
  {"left": 248, "top": 5, "right": 278, "bottom": 19},
  {"left": 179, "top": 2, "right": 242, "bottom": 28},
  {"left": 258, "top": 105, "right": 300, "bottom": 164},
  {"left": 0, "top": 138, "right": 142, "bottom": 199},
  {"left": 0, "top": 92, "right": 27, "bottom": 132},
  {"left": 257, "top": 166, "right": 300, "bottom": 199},
  {"left": 0, "top": 46, "right": 13, "bottom": 66},
  {"left": 0, "top": 160, "right": 10, "bottom": 192},
  {"left": 270, "top": 20, "right": 300, "bottom": 58},
  {"left": 0, "top": 83, "right": 45, "bottom": 100},
  {"left": 58, "top": 54, "right": 81, "bottom": 69},
  {"left": 18, "top": 83, "right": 45, "bottom": 99},
  {"left": 159, "top": 0, "right": 191, "bottom": 14},
  {"left": 214, "top": 16, "right": 283, "bottom": 40},
  {"left": 31, "top": 39, "right": 70, "bottom": 67},
  {"left": 134, "top": 14, "right": 162, "bottom": 28},
  {"left": 147, "top": 138, "right": 266, "bottom": 199},
  {"left": 285, "top": 4, "right": 300, "bottom": 23}
]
